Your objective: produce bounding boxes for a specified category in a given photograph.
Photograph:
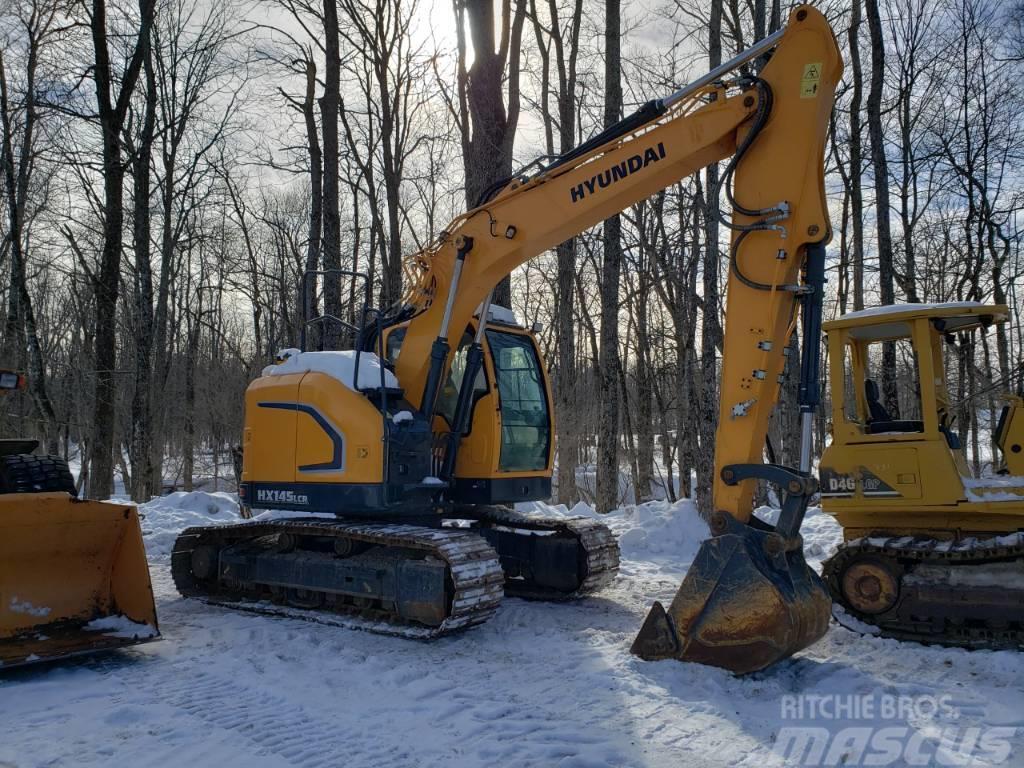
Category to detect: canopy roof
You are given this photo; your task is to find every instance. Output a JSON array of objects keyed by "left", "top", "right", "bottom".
[{"left": 823, "top": 302, "right": 1009, "bottom": 342}]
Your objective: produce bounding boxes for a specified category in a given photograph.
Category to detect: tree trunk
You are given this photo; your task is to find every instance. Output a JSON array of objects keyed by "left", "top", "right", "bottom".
[
  {"left": 129, "top": 46, "right": 157, "bottom": 502},
  {"left": 320, "top": 0, "right": 342, "bottom": 348},
  {"left": 865, "top": 0, "right": 899, "bottom": 416},
  {"left": 848, "top": 0, "right": 866, "bottom": 312},
  {"left": 696, "top": 0, "right": 723, "bottom": 517},
  {"left": 87, "top": 0, "right": 156, "bottom": 498},
  {"left": 302, "top": 58, "right": 323, "bottom": 346},
  {"left": 596, "top": 0, "right": 622, "bottom": 514},
  {"left": 456, "top": 0, "right": 527, "bottom": 308},
  {"left": 0, "top": 46, "right": 59, "bottom": 452},
  {"left": 535, "top": 0, "right": 584, "bottom": 506},
  {"left": 634, "top": 321, "right": 655, "bottom": 501}
]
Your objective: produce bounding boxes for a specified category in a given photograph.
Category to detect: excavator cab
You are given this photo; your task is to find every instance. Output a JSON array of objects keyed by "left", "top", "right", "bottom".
[{"left": 385, "top": 306, "right": 555, "bottom": 507}]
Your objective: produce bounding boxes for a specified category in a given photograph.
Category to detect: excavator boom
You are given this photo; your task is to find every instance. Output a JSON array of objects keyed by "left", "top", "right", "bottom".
[{"left": 388, "top": 6, "right": 841, "bottom": 673}]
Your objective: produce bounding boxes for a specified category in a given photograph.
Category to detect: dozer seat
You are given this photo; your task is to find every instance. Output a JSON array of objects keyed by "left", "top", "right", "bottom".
[{"left": 864, "top": 379, "right": 923, "bottom": 434}]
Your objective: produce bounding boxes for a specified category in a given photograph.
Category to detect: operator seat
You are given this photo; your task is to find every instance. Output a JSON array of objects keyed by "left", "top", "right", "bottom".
[
  {"left": 864, "top": 379, "right": 891, "bottom": 422},
  {"left": 863, "top": 378, "right": 924, "bottom": 435}
]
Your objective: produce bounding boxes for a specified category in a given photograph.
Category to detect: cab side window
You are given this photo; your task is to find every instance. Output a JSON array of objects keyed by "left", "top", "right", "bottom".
[{"left": 486, "top": 330, "right": 550, "bottom": 472}]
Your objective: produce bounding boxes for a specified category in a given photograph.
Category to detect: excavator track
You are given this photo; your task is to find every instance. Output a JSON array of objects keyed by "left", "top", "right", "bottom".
[
  {"left": 457, "top": 508, "right": 620, "bottom": 600},
  {"left": 823, "top": 532, "right": 1024, "bottom": 650},
  {"left": 172, "top": 519, "right": 505, "bottom": 639}
]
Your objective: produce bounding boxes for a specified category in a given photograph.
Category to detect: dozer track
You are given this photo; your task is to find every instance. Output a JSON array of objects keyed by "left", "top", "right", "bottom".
[
  {"left": 172, "top": 519, "right": 505, "bottom": 639},
  {"left": 823, "top": 532, "right": 1024, "bottom": 650},
  {"left": 458, "top": 507, "right": 620, "bottom": 600}
]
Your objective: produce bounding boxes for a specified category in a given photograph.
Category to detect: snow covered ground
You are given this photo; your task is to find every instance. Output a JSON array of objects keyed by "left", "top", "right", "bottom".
[{"left": 2, "top": 494, "right": 1023, "bottom": 767}]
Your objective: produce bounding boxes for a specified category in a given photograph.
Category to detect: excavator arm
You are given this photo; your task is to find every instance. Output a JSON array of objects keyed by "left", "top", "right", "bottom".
[{"left": 383, "top": 5, "right": 842, "bottom": 673}]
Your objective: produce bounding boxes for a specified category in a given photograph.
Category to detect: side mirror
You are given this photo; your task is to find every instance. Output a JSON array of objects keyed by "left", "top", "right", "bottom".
[{"left": 0, "top": 370, "right": 25, "bottom": 390}]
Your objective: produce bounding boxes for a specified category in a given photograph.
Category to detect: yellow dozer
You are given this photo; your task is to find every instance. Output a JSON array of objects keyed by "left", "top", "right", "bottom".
[
  {"left": 819, "top": 304, "right": 1024, "bottom": 649},
  {"left": 0, "top": 370, "right": 158, "bottom": 669}
]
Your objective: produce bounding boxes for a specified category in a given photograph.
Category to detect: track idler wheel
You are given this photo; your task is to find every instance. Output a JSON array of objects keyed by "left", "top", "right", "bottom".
[
  {"left": 190, "top": 545, "right": 220, "bottom": 580},
  {"left": 840, "top": 556, "right": 900, "bottom": 615},
  {"left": 632, "top": 509, "right": 831, "bottom": 674}
]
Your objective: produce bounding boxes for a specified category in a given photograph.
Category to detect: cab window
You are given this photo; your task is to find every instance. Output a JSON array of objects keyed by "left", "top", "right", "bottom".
[
  {"left": 437, "top": 332, "right": 487, "bottom": 426},
  {"left": 385, "top": 327, "right": 406, "bottom": 364},
  {"left": 486, "top": 330, "right": 550, "bottom": 472}
]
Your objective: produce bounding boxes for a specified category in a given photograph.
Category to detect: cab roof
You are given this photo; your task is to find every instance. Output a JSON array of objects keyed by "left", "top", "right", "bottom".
[
  {"left": 823, "top": 302, "right": 1009, "bottom": 342},
  {"left": 473, "top": 303, "right": 523, "bottom": 329}
]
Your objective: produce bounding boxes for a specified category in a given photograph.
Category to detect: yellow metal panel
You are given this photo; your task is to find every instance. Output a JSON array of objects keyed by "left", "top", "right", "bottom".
[
  {"left": 822, "top": 303, "right": 1009, "bottom": 332},
  {"left": 244, "top": 371, "right": 385, "bottom": 485},
  {"left": 243, "top": 374, "right": 300, "bottom": 483},
  {"left": 822, "top": 445, "right": 923, "bottom": 501},
  {"left": 295, "top": 372, "right": 384, "bottom": 483},
  {"left": 456, "top": 391, "right": 499, "bottom": 477},
  {"left": 836, "top": 496, "right": 1024, "bottom": 540}
]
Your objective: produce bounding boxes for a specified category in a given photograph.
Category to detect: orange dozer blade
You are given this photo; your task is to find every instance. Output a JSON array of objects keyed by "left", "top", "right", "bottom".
[
  {"left": 0, "top": 493, "right": 159, "bottom": 669},
  {"left": 632, "top": 506, "right": 830, "bottom": 674}
]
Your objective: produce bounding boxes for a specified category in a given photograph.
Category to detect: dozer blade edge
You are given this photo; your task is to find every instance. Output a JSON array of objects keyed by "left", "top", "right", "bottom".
[{"left": 0, "top": 494, "right": 159, "bottom": 669}]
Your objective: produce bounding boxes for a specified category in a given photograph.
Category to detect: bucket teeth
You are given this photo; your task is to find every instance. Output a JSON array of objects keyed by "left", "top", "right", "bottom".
[
  {"left": 630, "top": 601, "right": 679, "bottom": 660},
  {"left": 632, "top": 512, "right": 830, "bottom": 674}
]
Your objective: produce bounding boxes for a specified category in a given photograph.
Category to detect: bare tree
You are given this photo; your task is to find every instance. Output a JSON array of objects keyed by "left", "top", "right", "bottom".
[
  {"left": 595, "top": 0, "right": 623, "bottom": 513},
  {"left": 0, "top": 0, "right": 63, "bottom": 451},
  {"left": 86, "top": 0, "right": 157, "bottom": 499},
  {"left": 530, "top": 0, "right": 584, "bottom": 505},
  {"left": 453, "top": 0, "right": 527, "bottom": 308}
]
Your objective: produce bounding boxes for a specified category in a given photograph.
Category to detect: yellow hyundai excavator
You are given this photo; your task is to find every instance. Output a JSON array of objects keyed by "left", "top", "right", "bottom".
[
  {"left": 173, "top": 6, "right": 842, "bottom": 673},
  {"left": 819, "top": 303, "right": 1024, "bottom": 649},
  {"left": 0, "top": 370, "right": 159, "bottom": 668}
]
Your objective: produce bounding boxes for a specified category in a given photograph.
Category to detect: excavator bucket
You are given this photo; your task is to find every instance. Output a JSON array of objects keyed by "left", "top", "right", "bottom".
[
  {"left": 0, "top": 493, "right": 159, "bottom": 669},
  {"left": 632, "top": 473, "right": 830, "bottom": 674}
]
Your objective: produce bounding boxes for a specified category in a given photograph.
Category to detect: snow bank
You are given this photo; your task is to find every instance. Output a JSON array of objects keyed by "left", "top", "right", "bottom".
[
  {"left": 521, "top": 498, "right": 839, "bottom": 566},
  {"left": 612, "top": 499, "right": 711, "bottom": 560},
  {"left": 518, "top": 497, "right": 711, "bottom": 562},
  {"left": 139, "top": 491, "right": 241, "bottom": 560},
  {"left": 262, "top": 350, "right": 398, "bottom": 390}
]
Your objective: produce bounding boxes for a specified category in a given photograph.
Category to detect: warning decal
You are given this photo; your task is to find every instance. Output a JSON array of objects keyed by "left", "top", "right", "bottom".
[
  {"left": 800, "top": 62, "right": 823, "bottom": 99},
  {"left": 859, "top": 466, "right": 901, "bottom": 497}
]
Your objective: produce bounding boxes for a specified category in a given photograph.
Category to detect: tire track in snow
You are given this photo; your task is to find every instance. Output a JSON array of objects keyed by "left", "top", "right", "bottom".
[{"left": 132, "top": 664, "right": 403, "bottom": 768}]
